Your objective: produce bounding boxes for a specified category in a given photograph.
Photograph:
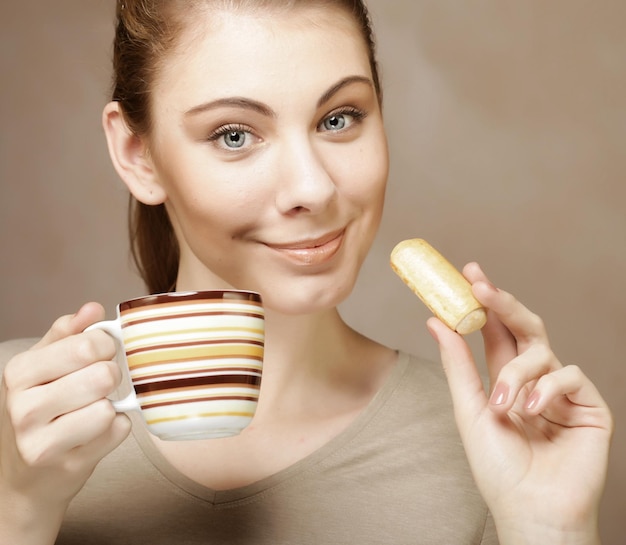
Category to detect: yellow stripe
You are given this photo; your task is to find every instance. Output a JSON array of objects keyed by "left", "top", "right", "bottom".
[
  {"left": 146, "top": 411, "right": 254, "bottom": 425},
  {"left": 124, "top": 326, "right": 264, "bottom": 345},
  {"left": 139, "top": 391, "right": 259, "bottom": 402},
  {"left": 127, "top": 345, "right": 264, "bottom": 367}
]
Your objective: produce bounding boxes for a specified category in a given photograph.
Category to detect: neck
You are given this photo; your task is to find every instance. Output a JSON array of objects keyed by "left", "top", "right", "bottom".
[
  {"left": 256, "top": 306, "right": 396, "bottom": 415},
  {"left": 262, "top": 307, "right": 355, "bottom": 382}
]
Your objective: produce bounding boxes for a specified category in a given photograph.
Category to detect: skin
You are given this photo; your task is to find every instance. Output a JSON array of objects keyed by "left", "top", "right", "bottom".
[
  {"left": 428, "top": 263, "right": 612, "bottom": 544},
  {"left": 0, "top": 303, "right": 129, "bottom": 544},
  {"left": 0, "top": 5, "right": 613, "bottom": 544}
]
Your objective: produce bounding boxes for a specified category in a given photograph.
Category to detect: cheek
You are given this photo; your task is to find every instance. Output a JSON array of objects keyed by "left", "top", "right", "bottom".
[
  {"left": 178, "top": 190, "right": 261, "bottom": 242},
  {"left": 343, "top": 140, "right": 389, "bottom": 208},
  {"left": 164, "top": 159, "right": 268, "bottom": 229}
]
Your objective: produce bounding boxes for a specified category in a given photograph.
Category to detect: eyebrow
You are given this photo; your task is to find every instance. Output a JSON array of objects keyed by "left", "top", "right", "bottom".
[
  {"left": 185, "top": 97, "right": 276, "bottom": 118},
  {"left": 317, "top": 75, "right": 374, "bottom": 108},
  {"left": 184, "top": 75, "right": 374, "bottom": 118}
]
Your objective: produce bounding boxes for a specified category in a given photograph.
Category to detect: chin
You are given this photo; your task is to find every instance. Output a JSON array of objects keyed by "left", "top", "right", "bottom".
[{"left": 260, "top": 275, "right": 356, "bottom": 316}]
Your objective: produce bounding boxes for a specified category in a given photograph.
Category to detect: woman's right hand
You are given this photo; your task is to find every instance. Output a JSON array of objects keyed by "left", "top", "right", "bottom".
[{"left": 0, "top": 302, "right": 132, "bottom": 544}]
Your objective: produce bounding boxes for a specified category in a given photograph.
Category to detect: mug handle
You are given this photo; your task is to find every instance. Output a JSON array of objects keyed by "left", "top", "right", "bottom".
[{"left": 84, "top": 320, "right": 140, "bottom": 413}]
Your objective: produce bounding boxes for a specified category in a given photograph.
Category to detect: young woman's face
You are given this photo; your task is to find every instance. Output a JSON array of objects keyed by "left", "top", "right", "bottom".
[{"left": 146, "top": 6, "right": 389, "bottom": 314}]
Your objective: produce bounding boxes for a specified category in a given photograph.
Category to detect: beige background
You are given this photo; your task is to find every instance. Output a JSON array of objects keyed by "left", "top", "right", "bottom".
[{"left": 1, "top": 1, "right": 624, "bottom": 541}]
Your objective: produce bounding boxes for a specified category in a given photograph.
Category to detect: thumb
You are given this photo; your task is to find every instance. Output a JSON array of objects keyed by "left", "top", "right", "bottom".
[
  {"left": 32, "top": 302, "right": 106, "bottom": 349},
  {"left": 427, "top": 317, "right": 487, "bottom": 430}
]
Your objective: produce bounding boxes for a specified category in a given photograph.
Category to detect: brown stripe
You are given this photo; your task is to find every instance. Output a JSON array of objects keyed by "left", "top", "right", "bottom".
[
  {"left": 132, "top": 366, "right": 262, "bottom": 382},
  {"left": 122, "top": 310, "right": 264, "bottom": 328},
  {"left": 137, "top": 382, "right": 261, "bottom": 397},
  {"left": 134, "top": 374, "right": 262, "bottom": 395},
  {"left": 136, "top": 380, "right": 262, "bottom": 397},
  {"left": 141, "top": 395, "right": 258, "bottom": 410},
  {"left": 120, "top": 291, "right": 262, "bottom": 311}
]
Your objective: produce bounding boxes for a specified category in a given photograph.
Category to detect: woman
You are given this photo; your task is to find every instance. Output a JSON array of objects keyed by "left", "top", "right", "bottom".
[{"left": 0, "top": 1, "right": 612, "bottom": 543}]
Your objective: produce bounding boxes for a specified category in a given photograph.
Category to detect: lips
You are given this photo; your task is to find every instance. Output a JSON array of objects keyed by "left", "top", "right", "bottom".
[{"left": 265, "top": 229, "right": 345, "bottom": 266}]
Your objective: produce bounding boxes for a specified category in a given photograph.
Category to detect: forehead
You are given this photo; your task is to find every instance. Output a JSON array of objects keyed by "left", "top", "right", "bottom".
[{"left": 151, "top": 6, "right": 372, "bottom": 111}]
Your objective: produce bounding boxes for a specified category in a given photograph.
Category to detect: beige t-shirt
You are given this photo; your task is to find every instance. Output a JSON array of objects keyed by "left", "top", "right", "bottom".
[{"left": 1, "top": 340, "right": 498, "bottom": 544}]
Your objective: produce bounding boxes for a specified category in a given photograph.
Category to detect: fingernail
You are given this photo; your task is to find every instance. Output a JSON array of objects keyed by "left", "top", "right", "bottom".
[
  {"left": 525, "top": 391, "right": 541, "bottom": 412},
  {"left": 490, "top": 383, "right": 509, "bottom": 406},
  {"left": 482, "top": 279, "right": 498, "bottom": 293}
]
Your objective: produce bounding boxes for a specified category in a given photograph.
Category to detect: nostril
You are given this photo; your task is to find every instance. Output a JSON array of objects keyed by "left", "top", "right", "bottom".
[{"left": 287, "top": 205, "right": 308, "bottom": 216}]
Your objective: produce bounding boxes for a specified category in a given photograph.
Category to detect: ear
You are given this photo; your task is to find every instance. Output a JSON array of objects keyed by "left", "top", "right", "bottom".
[{"left": 102, "top": 101, "right": 167, "bottom": 205}]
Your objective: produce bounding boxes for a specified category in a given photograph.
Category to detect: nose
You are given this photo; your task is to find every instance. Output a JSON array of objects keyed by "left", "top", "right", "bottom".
[{"left": 274, "top": 135, "right": 336, "bottom": 216}]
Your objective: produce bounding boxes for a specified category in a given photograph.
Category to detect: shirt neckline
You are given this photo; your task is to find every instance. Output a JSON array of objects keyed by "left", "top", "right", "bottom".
[{"left": 131, "top": 350, "right": 411, "bottom": 506}]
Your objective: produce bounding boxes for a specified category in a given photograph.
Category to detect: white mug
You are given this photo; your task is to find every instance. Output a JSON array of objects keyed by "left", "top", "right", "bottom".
[{"left": 86, "top": 290, "right": 264, "bottom": 440}]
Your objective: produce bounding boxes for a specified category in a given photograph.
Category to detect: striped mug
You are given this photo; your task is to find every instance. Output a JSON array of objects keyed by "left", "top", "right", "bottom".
[{"left": 86, "top": 290, "right": 264, "bottom": 440}]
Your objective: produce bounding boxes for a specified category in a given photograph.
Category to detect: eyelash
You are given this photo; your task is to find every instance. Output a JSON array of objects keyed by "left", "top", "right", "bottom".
[
  {"left": 207, "top": 123, "right": 252, "bottom": 142},
  {"left": 320, "top": 107, "right": 367, "bottom": 131}
]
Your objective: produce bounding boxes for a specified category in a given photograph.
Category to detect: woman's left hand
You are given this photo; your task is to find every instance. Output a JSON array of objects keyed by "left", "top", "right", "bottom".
[{"left": 428, "top": 262, "right": 613, "bottom": 545}]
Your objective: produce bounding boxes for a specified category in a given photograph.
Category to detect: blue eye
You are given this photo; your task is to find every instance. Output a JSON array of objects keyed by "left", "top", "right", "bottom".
[
  {"left": 323, "top": 114, "right": 347, "bottom": 131},
  {"left": 208, "top": 124, "right": 255, "bottom": 151},
  {"left": 223, "top": 130, "right": 246, "bottom": 148},
  {"left": 319, "top": 108, "right": 366, "bottom": 133}
]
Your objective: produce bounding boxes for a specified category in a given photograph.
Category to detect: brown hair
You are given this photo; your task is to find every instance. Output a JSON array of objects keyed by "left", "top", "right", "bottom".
[{"left": 112, "top": 0, "right": 382, "bottom": 294}]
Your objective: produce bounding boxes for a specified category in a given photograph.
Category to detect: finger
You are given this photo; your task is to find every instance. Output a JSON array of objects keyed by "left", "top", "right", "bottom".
[
  {"left": 427, "top": 317, "right": 487, "bottom": 428},
  {"left": 46, "top": 400, "right": 119, "bottom": 456},
  {"left": 46, "top": 413, "right": 131, "bottom": 504},
  {"left": 474, "top": 283, "right": 548, "bottom": 348},
  {"left": 488, "top": 343, "right": 560, "bottom": 413},
  {"left": 466, "top": 264, "right": 549, "bottom": 351},
  {"left": 461, "top": 261, "right": 488, "bottom": 285},
  {"left": 524, "top": 365, "right": 611, "bottom": 427},
  {"left": 17, "top": 400, "right": 130, "bottom": 467},
  {"left": 69, "top": 412, "right": 132, "bottom": 466},
  {"left": 32, "top": 302, "right": 106, "bottom": 350},
  {"left": 4, "top": 329, "right": 117, "bottom": 391},
  {"left": 480, "top": 309, "right": 517, "bottom": 391},
  {"left": 13, "top": 360, "right": 122, "bottom": 429},
  {"left": 462, "top": 263, "right": 517, "bottom": 389},
  {"left": 47, "top": 360, "right": 122, "bottom": 418}
]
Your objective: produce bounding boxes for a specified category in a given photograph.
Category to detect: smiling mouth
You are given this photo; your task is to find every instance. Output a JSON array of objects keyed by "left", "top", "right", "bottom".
[{"left": 265, "top": 229, "right": 345, "bottom": 266}]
